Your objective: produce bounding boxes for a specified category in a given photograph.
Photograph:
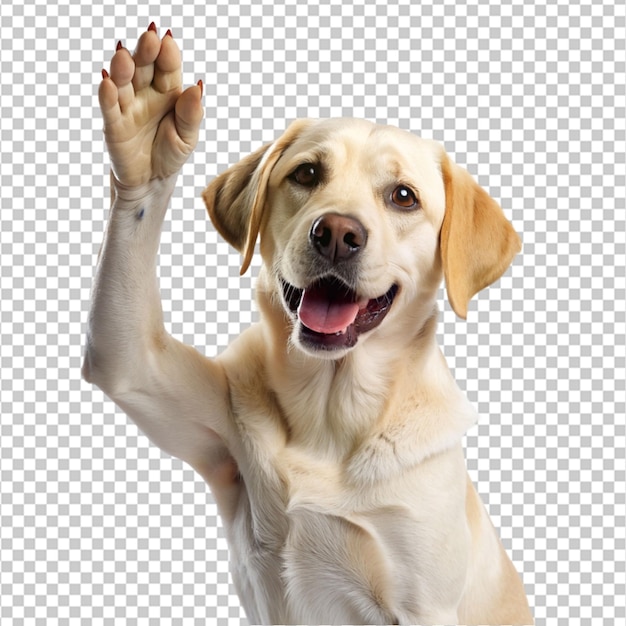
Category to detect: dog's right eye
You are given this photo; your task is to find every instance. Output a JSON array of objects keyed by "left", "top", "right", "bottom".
[{"left": 290, "top": 163, "right": 321, "bottom": 188}]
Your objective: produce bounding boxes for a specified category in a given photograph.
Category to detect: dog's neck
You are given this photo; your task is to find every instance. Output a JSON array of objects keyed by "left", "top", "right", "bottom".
[
  {"left": 273, "top": 342, "right": 399, "bottom": 459},
  {"left": 256, "top": 274, "right": 448, "bottom": 459}
]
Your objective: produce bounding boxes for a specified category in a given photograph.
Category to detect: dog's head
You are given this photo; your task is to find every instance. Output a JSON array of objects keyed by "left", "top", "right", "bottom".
[{"left": 203, "top": 119, "right": 520, "bottom": 357}]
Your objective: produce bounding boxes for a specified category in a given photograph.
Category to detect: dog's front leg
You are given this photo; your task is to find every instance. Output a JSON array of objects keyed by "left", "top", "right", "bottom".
[
  {"left": 83, "top": 27, "right": 235, "bottom": 474},
  {"left": 84, "top": 172, "right": 177, "bottom": 395}
]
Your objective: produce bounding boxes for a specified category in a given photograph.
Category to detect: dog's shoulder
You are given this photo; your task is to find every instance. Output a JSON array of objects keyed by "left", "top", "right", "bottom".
[{"left": 217, "top": 325, "right": 291, "bottom": 446}]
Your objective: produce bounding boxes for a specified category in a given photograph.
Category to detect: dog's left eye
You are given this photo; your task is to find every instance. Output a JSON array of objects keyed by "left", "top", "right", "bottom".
[
  {"left": 290, "top": 163, "right": 321, "bottom": 188},
  {"left": 391, "top": 185, "right": 419, "bottom": 209}
]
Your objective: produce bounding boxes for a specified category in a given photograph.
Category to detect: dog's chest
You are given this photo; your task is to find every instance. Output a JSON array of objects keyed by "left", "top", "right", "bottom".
[
  {"left": 218, "top": 356, "right": 447, "bottom": 623},
  {"left": 226, "top": 427, "right": 422, "bottom": 624}
]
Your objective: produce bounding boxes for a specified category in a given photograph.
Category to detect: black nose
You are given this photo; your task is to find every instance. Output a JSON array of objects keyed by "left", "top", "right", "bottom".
[{"left": 309, "top": 213, "right": 368, "bottom": 264}]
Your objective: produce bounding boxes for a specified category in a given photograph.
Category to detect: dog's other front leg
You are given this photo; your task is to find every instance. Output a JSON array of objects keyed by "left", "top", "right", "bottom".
[{"left": 83, "top": 26, "right": 237, "bottom": 486}]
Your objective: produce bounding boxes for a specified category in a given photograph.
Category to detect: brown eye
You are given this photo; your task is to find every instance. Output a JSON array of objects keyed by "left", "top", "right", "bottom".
[
  {"left": 391, "top": 185, "right": 418, "bottom": 209},
  {"left": 290, "top": 163, "right": 320, "bottom": 187}
]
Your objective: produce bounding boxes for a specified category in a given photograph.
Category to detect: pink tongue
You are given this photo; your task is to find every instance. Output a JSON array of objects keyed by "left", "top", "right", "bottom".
[{"left": 298, "top": 283, "right": 360, "bottom": 334}]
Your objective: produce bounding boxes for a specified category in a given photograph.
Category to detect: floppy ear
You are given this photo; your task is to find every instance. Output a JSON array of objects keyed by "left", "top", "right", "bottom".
[
  {"left": 440, "top": 153, "right": 521, "bottom": 319},
  {"left": 202, "top": 119, "right": 313, "bottom": 275}
]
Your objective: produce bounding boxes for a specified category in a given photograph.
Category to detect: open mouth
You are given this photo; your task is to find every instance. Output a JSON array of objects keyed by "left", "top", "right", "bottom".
[{"left": 281, "top": 276, "right": 399, "bottom": 351}]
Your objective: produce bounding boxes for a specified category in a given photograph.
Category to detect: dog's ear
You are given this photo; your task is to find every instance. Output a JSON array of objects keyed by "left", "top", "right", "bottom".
[
  {"left": 440, "top": 153, "right": 521, "bottom": 319},
  {"left": 202, "top": 119, "right": 313, "bottom": 275}
]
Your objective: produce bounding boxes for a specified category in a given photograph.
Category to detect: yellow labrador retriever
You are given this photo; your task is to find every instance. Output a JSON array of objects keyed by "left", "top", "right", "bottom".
[{"left": 83, "top": 27, "right": 533, "bottom": 625}]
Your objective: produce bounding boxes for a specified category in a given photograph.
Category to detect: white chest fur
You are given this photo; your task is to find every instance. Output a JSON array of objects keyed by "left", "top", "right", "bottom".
[
  {"left": 222, "top": 424, "right": 471, "bottom": 625},
  {"left": 215, "top": 329, "right": 478, "bottom": 624}
]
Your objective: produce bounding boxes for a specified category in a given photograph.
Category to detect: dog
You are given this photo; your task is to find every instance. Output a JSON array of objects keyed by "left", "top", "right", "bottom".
[
  {"left": 199, "top": 118, "right": 533, "bottom": 625},
  {"left": 84, "top": 30, "right": 533, "bottom": 624}
]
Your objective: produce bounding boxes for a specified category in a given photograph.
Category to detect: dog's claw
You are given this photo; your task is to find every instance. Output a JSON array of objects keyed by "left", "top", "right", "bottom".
[
  {"left": 197, "top": 79, "right": 203, "bottom": 96},
  {"left": 116, "top": 40, "right": 123, "bottom": 51},
  {"left": 164, "top": 29, "right": 173, "bottom": 39},
  {"left": 148, "top": 22, "right": 157, "bottom": 33},
  {"left": 102, "top": 68, "right": 109, "bottom": 79}
]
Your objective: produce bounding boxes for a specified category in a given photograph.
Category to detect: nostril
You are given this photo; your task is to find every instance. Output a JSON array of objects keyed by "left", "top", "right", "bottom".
[
  {"left": 343, "top": 231, "right": 361, "bottom": 250},
  {"left": 311, "top": 220, "right": 332, "bottom": 249},
  {"left": 340, "top": 219, "right": 367, "bottom": 255}
]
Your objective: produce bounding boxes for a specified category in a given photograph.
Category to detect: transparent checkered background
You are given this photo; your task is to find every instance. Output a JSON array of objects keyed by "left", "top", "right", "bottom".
[{"left": 1, "top": 0, "right": 625, "bottom": 624}]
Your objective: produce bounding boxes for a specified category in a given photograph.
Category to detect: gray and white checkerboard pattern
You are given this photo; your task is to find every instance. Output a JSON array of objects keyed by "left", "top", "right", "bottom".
[{"left": 1, "top": 0, "right": 624, "bottom": 624}]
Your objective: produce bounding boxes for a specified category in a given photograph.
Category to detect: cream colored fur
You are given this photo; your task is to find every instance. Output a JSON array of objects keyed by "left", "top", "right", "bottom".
[{"left": 85, "top": 117, "right": 532, "bottom": 625}]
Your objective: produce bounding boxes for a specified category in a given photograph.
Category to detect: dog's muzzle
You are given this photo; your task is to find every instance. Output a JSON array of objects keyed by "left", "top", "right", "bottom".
[{"left": 279, "top": 213, "right": 398, "bottom": 352}]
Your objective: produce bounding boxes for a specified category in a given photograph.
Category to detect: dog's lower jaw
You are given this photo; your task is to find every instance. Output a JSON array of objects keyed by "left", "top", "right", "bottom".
[{"left": 299, "top": 322, "right": 359, "bottom": 352}]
